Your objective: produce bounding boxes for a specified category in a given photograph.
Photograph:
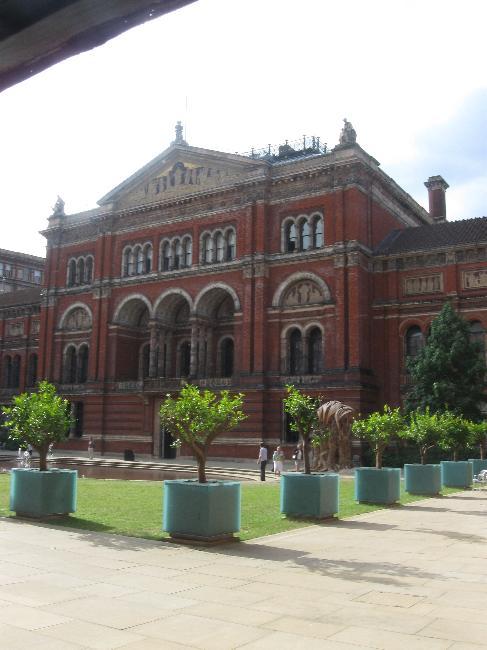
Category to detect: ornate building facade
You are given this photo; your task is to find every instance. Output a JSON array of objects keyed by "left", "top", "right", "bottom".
[{"left": 1, "top": 121, "right": 487, "bottom": 457}]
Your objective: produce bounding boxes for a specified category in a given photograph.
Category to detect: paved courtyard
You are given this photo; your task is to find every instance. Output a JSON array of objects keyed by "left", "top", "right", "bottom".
[{"left": 0, "top": 491, "right": 486, "bottom": 649}]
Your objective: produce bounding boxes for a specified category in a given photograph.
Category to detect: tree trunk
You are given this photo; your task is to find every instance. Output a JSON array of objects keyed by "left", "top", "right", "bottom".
[
  {"left": 480, "top": 441, "right": 485, "bottom": 460},
  {"left": 375, "top": 447, "right": 382, "bottom": 469},
  {"left": 420, "top": 449, "right": 426, "bottom": 465},
  {"left": 453, "top": 449, "right": 458, "bottom": 461},
  {"left": 192, "top": 444, "right": 207, "bottom": 483},
  {"left": 303, "top": 437, "right": 311, "bottom": 474},
  {"left": 38, "top": 443, "right": 48, "bottom": 471}
]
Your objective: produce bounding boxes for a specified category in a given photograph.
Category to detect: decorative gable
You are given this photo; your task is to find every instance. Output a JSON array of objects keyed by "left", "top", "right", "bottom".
[{"left": 98, "top": 131, "right": 268, "bottom": 210}]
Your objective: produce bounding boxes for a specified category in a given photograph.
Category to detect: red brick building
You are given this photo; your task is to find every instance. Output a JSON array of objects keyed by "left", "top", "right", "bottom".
[{"left": 1, "top": 121, "right": 487, "bottom": 457}]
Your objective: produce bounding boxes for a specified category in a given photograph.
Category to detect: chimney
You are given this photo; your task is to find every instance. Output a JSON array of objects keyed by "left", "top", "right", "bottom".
[{"left": 424, "top": 175, "right": 449, "bottom": 223}]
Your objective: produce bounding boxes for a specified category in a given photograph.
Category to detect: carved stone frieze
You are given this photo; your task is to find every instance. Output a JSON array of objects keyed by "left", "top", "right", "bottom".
[
  {"left": 463, "top": 269, "right": 487, "bottom": 290},
  {"left": 404, "top": 274, "right": 443, "bottom": 295}
]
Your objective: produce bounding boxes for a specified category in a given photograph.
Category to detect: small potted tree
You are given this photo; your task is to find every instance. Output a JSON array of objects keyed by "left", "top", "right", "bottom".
[
  {"left": 281, "top": 385, "right": 339, "bottom": 518},
  {"left": 351, "top": 405, "right": 405, "bottom": 504},
  {"left": 402, "top": 408, "right": 442, "bottom": 495},
  {"left": 159, "top": 384, "right": 246, "bottom": 543},
  {"left": 2, "top": 381, "right": 76, "bottom": 518},
  {"left": 438, "top": 411, "right": 473, "bottom": 488},
  {"left": 467, "top": 420, "right": 487, "bottom": 476}
]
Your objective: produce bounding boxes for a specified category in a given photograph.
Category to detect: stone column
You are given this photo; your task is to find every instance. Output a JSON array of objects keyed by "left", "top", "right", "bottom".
[
  {"left": 148, "top": 321, "right": 158, "bottom": 378},
  {"left": 198, "top": 327, "right": 206, "bottom": 378},
  {"left": 207, "top": 328, "right": 214, "bottom": 377},
  {"left": 157, "top": 328, "right": 166, "bottom": 377},
  {"left": 190, "top": 319, "right": 199, "bottom": 377},
  {"left": 302, "top": 332, "right": 309, "bottom": 375},
  {"left": 165, "top": 330, "right": 173, "bottom": 377}
]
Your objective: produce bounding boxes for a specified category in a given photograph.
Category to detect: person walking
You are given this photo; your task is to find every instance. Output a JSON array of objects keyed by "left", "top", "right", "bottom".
[
  {"left": 257, "top": 442, "right": 268, "bottom": 481},
  {"left": 292, "top": 442, "right": 303, "bottom": 472},
  {"left": 274, "top": 445, "right": 285, "bottom": 477},
  {"left": 88, "top": 436, "right": 95, "bottom": 460}
]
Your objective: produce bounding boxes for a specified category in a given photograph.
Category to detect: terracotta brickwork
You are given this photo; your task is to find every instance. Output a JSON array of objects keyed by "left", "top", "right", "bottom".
[{"left": 2, "top": 125, "right": 487, "bottom": 458}]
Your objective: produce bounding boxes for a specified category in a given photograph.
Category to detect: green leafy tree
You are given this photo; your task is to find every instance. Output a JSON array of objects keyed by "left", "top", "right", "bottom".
[
  {"left": 467, "top": 420, "right": 487, "bottom": 459},
  {"left": 2, "top": 381, "right": 72, "bottom": 471},
  {"left": 283, "top": 385, "right": 320, "bottom": 474},
  {"left": 159, "top": 384, "right": 246, "bottom": 483},
  {"left": 437, "top": 411, "right": 470, "bottom": 461},
  {"left": 403, "top": 408, "right": 442, "bottom": 464},
  {"left": 351, "top": 405, "right": 406, "bottom": 469},
  {"left": 406, "top": 302, "right": 487, "bottom": 421}
]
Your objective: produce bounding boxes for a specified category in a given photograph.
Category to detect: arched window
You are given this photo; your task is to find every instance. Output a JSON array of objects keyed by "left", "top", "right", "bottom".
[
  {"left": 135, "top": 246, "right": 144, "bottom": 274},
  {"left": 122, "top": 249, "right": 130, "bottom": 277},
  {"left": 162, "top": 242, "right": 171, "bottom": 271},
  {"left": 128, "top": 248, "right": 136, "bottom": 275},
  {"left": 300, "top": 220, "right": 311, "bottom": 251},
  {"left": 64, "top": 346, "right": 77, "bottom": 383},
  {"left": 221, "top": 338, "right": 234, "bottom": 377},
  {"left": 405, "top": 325, "right": 424, "bottom": 360},
  {"left": 77, "top": 258, "right": 85, "bottom": 285},
  {"left": 179, "top": 342, "right": 191, "bottom": 377},
  {"left": 3, "top": 356, "right": 12, "bottom": 387},
  {"left": 289, "top": 329, "right": 302, "bottom": 375},
  {"left": 27, "top": 353, "right": 38, "bottom": 387},
  {"left": 285, "top": 222, "right": 297, "bottom": 253},
  {"left": 216, "top": 232, "right": 224, "bottom": 262},
  {"left": 141, "top": 344, "right": 150, "bottom": 378},
  {"left": 307, "top": 328, "right": 322, "bottom": 374},
  {"left": 78, "top": 345, "right": 89, "bottom": 383},
  {"left": 85, "top": 257, "right": 93, "bottom": 283},
  {"left": 313, "top": 215, "right": 324, "bottom": 247},
  {"left": 11, "top": 355, "right": 21, "bottom": 388},
  {"left": 67, "top": 259, "right": 76, "bottom": 286},
  {"left": 144, "top": 245, "right": 152, "bottom": 273},
  {"left": 203, "top": 234, "right": 213, "bottom": 264},
  {"left": 183, "top": 237, "right": 192, "bottom": 267},
  {"left": 227, "top": 229, "right": 236, "bottom": 260},
  {"left": 174, "top": 240, "right": 182, "bottom": 270}
]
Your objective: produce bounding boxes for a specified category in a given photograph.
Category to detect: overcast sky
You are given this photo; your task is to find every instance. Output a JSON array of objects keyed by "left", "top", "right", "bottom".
[{"left": 1, "top": 0, "right": 486, "bottom": 257}]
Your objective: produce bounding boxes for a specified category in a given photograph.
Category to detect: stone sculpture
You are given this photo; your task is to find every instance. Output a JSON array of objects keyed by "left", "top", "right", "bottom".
[{"left": 315, "top": 400, "right": 356, "bottom": 470}]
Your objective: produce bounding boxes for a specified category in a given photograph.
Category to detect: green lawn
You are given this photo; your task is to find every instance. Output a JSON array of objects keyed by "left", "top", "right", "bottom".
[{"left": 0, "top": 474, "right": 459, "bottom": 542}]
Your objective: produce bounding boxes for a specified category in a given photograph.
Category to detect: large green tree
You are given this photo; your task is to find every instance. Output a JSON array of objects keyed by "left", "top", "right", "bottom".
[
  {"left": 2, "top": 381, "right": 72, "bottom": 471},
  {"left": 405, "top": 302, "right": 487, "bottom": 421},
  {"left": 159, "top": 384, "right": 246, "bottom": 483}
]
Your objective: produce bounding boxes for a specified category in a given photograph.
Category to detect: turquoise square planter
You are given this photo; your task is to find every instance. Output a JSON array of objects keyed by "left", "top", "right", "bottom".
[
  {"left": 355, "top": 467, "right": 401, "bottom": 504},
  {"left": 468, "top": 459, "right": 487, "bottom": 476},
  {"left": 441, "top": 461, "right": 473, "bottom": 488},
  {"left": 10, "top": 468, "right": 77, "bottom": 517},
  {"left": 404, "top": 464, "right": 441, "bottom": 495},
  {"left": 280, "top": 473, "right": 339, "bottom": 518},
  {"left": 163, "top": 479, "right": 241, "bottom": 541}
]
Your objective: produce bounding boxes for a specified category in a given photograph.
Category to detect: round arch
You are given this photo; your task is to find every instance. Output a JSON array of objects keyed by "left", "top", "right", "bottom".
[
  {"left": 272, "top": 272, "right": 331, "bottom": 307},
  {"left": 194, "top": 282, "right": 241, "bottom": 315},
  {"left": 58, "top": 302, "right": 93, "bottom": 329},
  {"left": 113, "top": 293, "right": 153, "bottom": 324}
]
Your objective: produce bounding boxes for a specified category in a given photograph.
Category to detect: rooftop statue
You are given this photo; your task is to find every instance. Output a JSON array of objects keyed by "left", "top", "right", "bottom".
[
  {"left": 52, "top": 195, "right": 65, "bottom": 216},
  {"left": 172, "top": 120, "right": 188, "bottom": 146},
  {"left": 339, "top": 118, "right": 357, "bottom": 145}
]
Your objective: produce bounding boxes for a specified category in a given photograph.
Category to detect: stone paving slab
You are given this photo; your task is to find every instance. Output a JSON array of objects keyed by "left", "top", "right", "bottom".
[{"left": 0, "top": 491, "right": 486, "bottom": 648}]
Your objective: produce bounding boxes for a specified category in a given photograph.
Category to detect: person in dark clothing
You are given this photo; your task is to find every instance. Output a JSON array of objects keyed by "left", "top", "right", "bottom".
[{"left": 257, "top": 442, "right": 268, "bottom": 481}]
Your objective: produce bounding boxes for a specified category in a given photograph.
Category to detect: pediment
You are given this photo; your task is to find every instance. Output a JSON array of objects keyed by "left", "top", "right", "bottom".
[{"left": 98, "top": 145, "right": 267, "bottom": 209}]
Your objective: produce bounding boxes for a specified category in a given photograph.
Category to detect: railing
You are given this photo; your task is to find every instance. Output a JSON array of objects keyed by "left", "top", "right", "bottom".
[
  {"left": 240, "top": 136, "right": 328, "bottom": 162},
  {"left": 143, "top": 377, "right": 233, "bottom": 392},
  {"left": 115, "top": 381, "right": 143, "bottom": 391}
]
